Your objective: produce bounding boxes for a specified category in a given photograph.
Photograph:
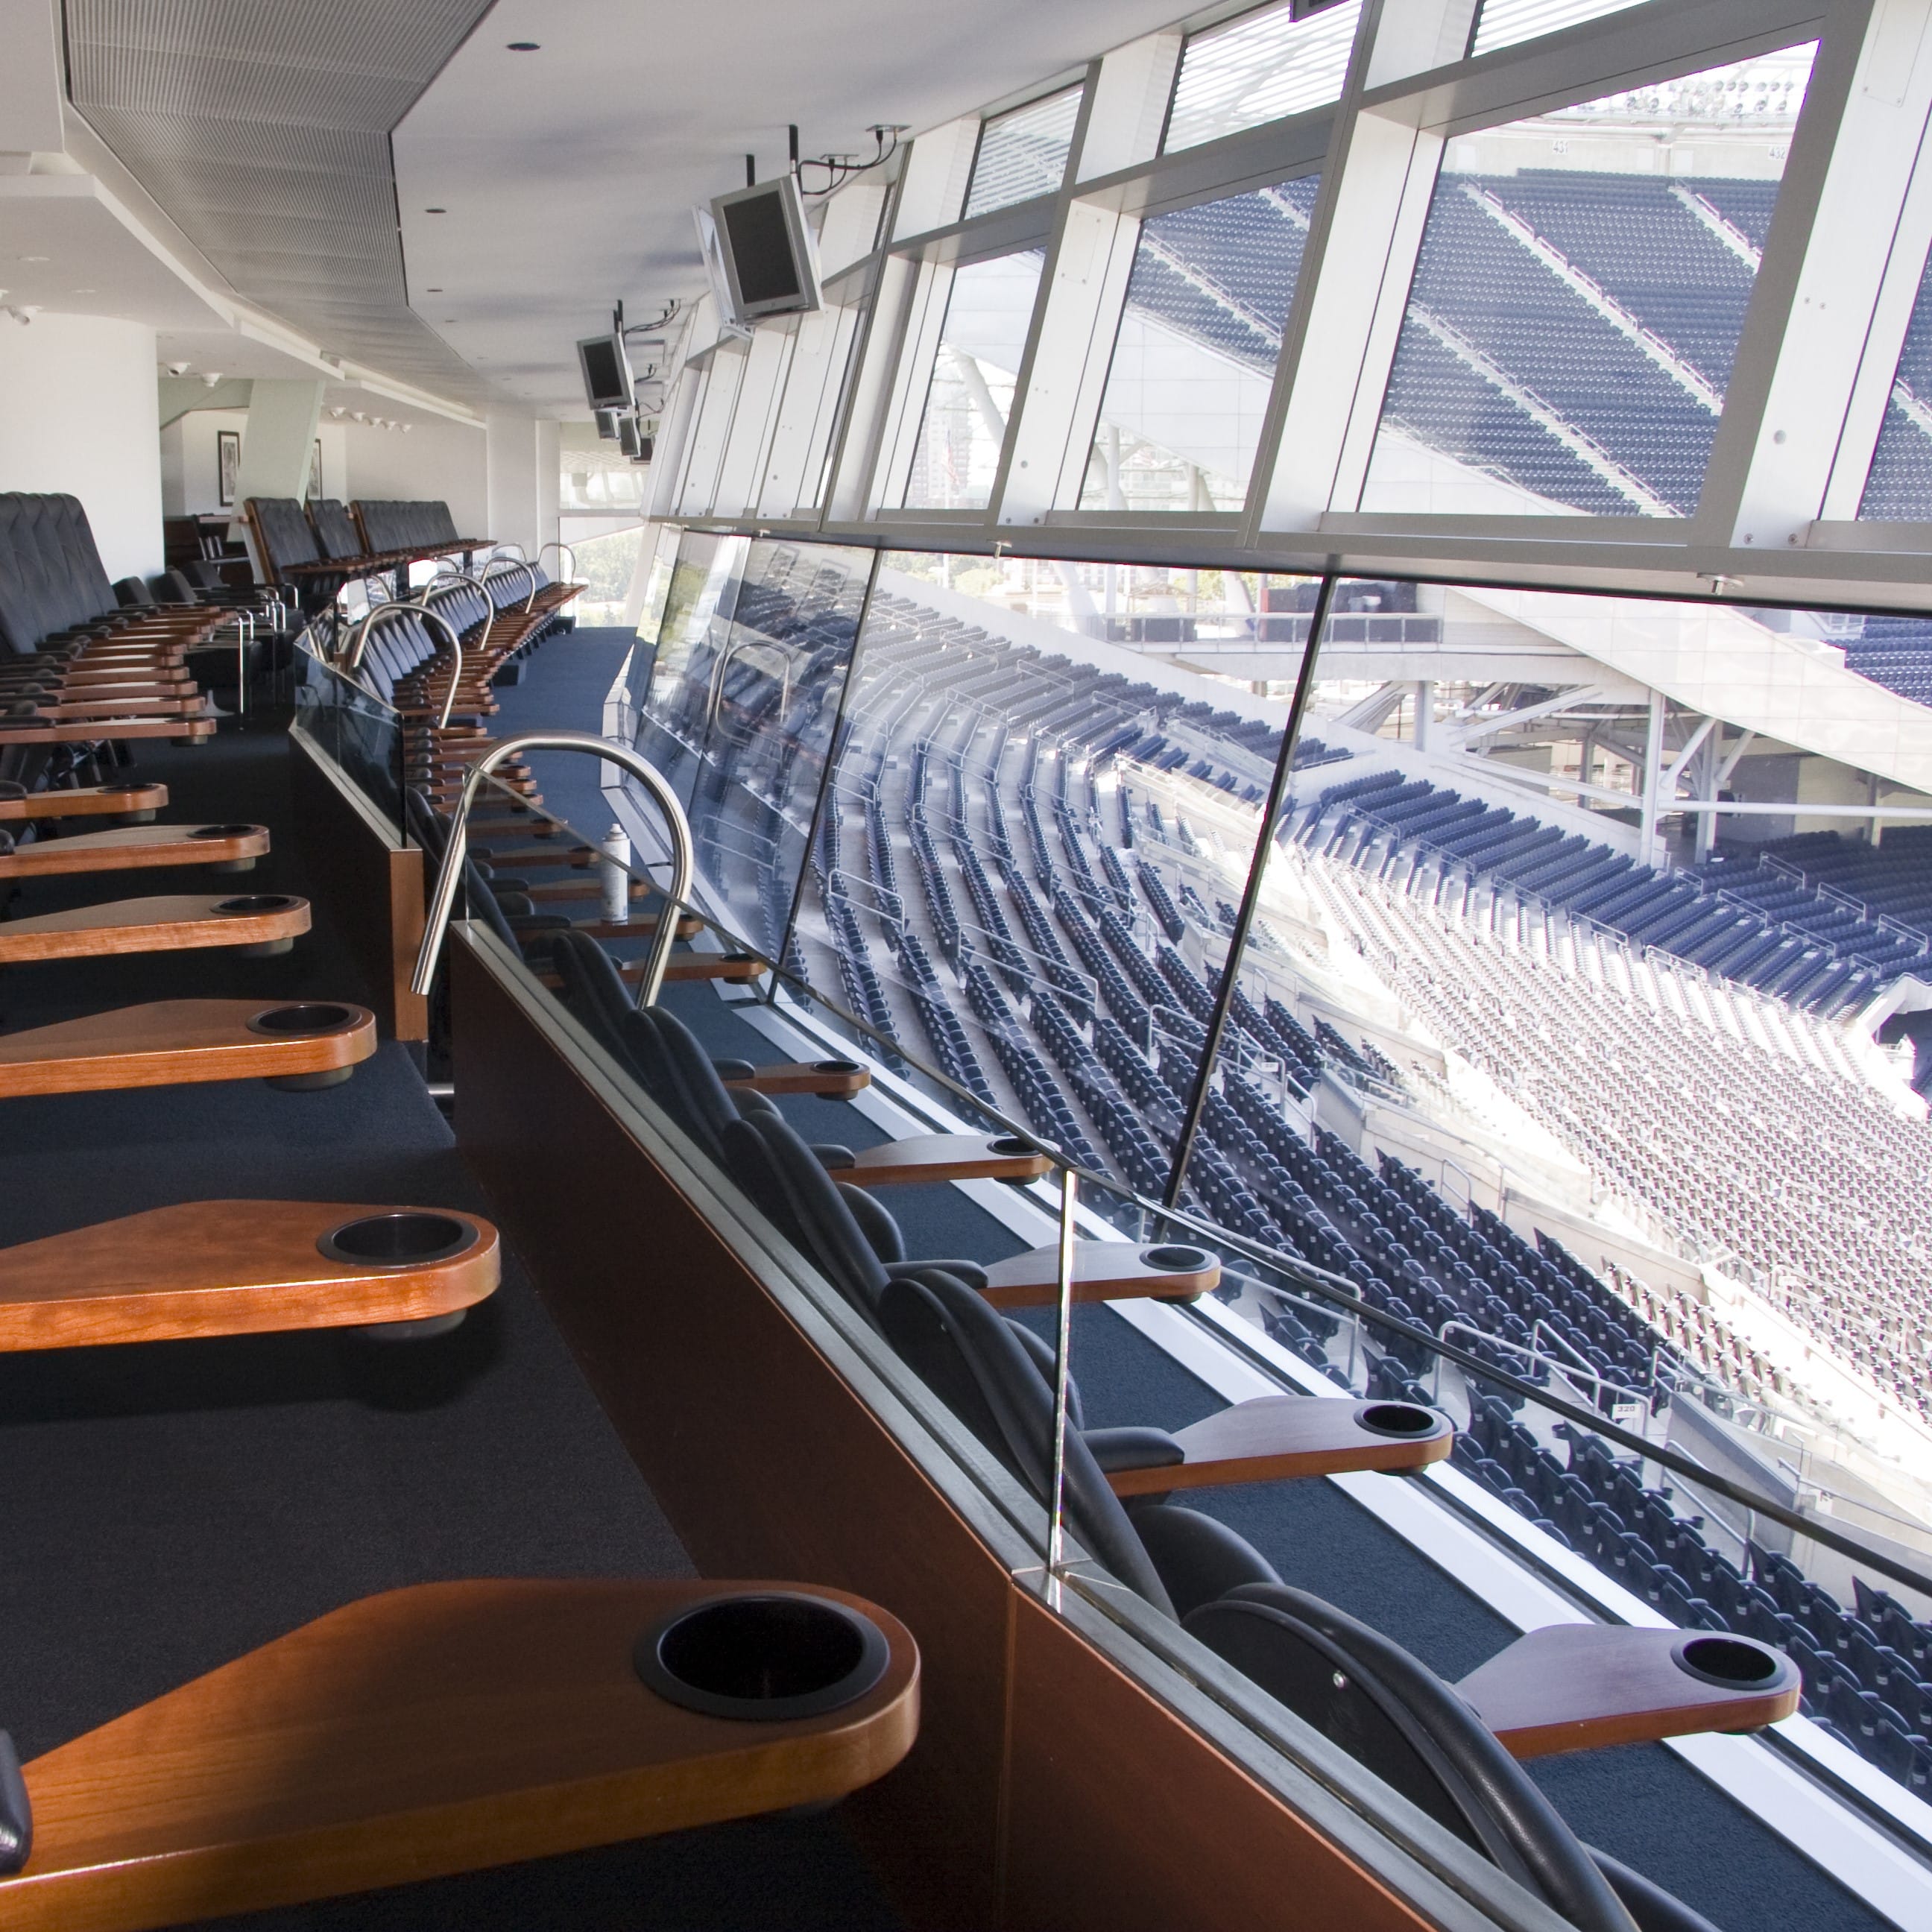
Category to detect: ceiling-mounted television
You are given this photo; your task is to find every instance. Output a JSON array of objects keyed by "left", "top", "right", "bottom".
[
  {"left": 593, "top": 407, "right": 624, "bottom": 441},
  {"left": 577, "top": 332, "right": 634, "bottom": 414},
  {"left": 707, "top": 174, "right": 822, "bottom": 325},
  {"left": 618, "top": 415, "right": 654, "bottom": 464}
]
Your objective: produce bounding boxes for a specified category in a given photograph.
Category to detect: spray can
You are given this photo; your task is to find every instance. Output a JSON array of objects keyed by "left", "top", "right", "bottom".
[{"left": 600, "top": 824, "right": 631, "bottom": 924}]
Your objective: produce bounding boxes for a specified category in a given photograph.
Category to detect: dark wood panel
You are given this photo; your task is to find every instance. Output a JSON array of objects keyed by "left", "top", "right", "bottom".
[
  {"left": 1002, "top": 1589, "right": 1435, "bottom": 1932},
  {"left": 452, "top": 943, "right": 1011, "bottom": 1931},
  {"left": 289, "top": 736, "right": 428, "bottom": 1041}
]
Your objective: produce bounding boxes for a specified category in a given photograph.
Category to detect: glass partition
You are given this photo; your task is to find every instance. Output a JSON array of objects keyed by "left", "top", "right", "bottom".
[{"left": 292, "top": 631, "right": 405, "bottom": 831}]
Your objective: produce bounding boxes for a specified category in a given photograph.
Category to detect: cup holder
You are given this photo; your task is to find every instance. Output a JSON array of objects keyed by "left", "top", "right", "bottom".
[
  {"left": 191, "top": 824, "right": 260, "bottom": 840},
  {"left": 1673, "top": 1635, "right": 1790, "bottom": 1690},
  {"left": 248, "top": 1003, "right": 357, "bottom": 1037},
  {"left": 317, "top": 1212, "right": 479, "bottom": 1269},
  {"left": 812, "top": 1058, "right": 863, "bottom": 1075},
  {"left": 988, "top": 1135, "right": 1035, "bottom": 1158},
  {"left": 215, "top": 894, "right": 297, "bottom": 915},
  {"left": 1356, "top": 1402, "right": 1442, "bottom": 1439},
  {"left": 634, "top": 1592, "right": 891, "bottom": 1722},
  {"left": 1141, "top": 1244, "right": 1210, "bottom": 1272}
]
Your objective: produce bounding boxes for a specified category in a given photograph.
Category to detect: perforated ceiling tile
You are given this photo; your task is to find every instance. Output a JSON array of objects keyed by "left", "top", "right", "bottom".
[{"left": 66, "top": 0, "right": 491, "bottom": 397}]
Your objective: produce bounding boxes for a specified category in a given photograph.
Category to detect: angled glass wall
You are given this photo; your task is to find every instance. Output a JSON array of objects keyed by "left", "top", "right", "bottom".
[
  {"left": 1861, "top": 247, "right": 1932, "bottom": 522},
  {"left": 1470, "top": 0, "right": 1651, "bottom": 58},
  {"left": 1361, "top": 44, "right": 1816, "bottom": 519}
]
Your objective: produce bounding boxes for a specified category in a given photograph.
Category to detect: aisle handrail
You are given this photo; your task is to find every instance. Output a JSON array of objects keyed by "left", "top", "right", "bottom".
[
  {"left": 411, "top": 732, "right": 693, "bottom": 1008},
  {"left": 344, "top": 600, "right": 467, "bottom": 729}
]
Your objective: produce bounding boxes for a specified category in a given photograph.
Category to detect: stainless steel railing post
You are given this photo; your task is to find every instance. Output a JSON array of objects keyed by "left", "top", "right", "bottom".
[
  {"left": 344, "top": 600, "right": 468, "bottom": 728},
  {"left": 411, "top": 731, "right": 695, "bottom": 1009}
]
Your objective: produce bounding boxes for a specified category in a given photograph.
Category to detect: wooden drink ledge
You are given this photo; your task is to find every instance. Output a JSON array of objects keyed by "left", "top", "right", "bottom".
[
  {"left": 0, "top": 1578, "right": 920, "bottom": 1932},
  {"left": 0, "top": 893, "right": 309, "bottom": 963},
  {"left": 0, "top": 785, "right": 166, "bottom": 822},
  {"left": 0, "top": 824, "right": 268, "bottom": 879},
  {"left": 0, "top": 1199, "right": 503, "bottom": 1350},
  {"left": 0, "top": 1000, "right": 376, "bottom": 1096}
]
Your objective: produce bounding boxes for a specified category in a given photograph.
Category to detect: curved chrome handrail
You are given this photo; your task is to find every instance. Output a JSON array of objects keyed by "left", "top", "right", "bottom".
[
  {"left": 481, "top": 555, "right": 541, "bottom": 613},
  {"left": 411, "top": 732, "right": 694, "bottom": 1010},
  {"left": 705, "top": 637, "right": 793, "bottom": 734},
  {"left": 344, "top": 599, "right": 467, "bottom": 729},
  {"left": 485, "top": 543, "right": 528, "bottom": 564},
  {"left": 537, "top": 541, "right": 577, "bottom": 580}
]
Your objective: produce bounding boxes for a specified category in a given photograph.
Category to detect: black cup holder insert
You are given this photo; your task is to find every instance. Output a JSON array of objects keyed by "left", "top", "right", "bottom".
[
  {"left": 988, "top": 1135, "right": 1035, "bottom": 1158},
  {"left": 215, "top": 894, "right": 297, "bottom": 915},
  {"left": 248, "top": 1003, "right": 357, "bottom": 1037},
  {"left": 1673, "top": 1636, "right": 1788, "bottom": 1690},
  {"left": 812, "top": 1058, "right": 863, "bottom": 1075},
  {"left": 191, "top": 824, "right": 261, "bottom": 839},
  {"left": 635, "top": 1592, "right": 891, "bottom": 1722},
  {"left": 1357, "top": 1402, "right": 1441, "bottom": 1439},
  {"left": 318, "top": 1212, "right": 479, "bottom": 1269},
  {"left": 1142, "top": 1244, "right": 1210, "bottom": 1272}
]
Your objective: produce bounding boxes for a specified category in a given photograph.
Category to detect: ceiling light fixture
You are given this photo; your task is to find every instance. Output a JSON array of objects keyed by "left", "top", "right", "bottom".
[
  {"left": 425, "top": 207, "right": 447, "bottom": 215},
  {"left": 506, "top": 40, "right": 540, "bottom": 50},
  {"left": 201, "top": 370, "right": 224, "bottom": 386},
  {"left": 19, "top": 255, "right": 46, "bottom": 263},
  {"left": 165, "top": 361, "right": 190, "bottom": 376},
  {"left": 426, "top": 287, "right": 443, "bottom": 293},
  {"left": 329, "top": 406, "right": 347, "bottom": 418}
]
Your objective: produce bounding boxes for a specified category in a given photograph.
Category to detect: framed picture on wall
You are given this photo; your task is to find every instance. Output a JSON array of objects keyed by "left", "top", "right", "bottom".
[
  {"left": 217, "top": 429, "right": 240, "bottom": 508},
  {"left": 307, "top": 438, "right": 323, "bottom": 502}
]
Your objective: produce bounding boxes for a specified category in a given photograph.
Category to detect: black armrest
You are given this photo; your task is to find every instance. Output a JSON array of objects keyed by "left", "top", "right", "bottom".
[
  {"left": 812, "top": 1143, "right": 856, "bottom": 1169},
  {"left": 0, "top": 1729, "right": 31, "bottom": 1875},
  {"left": 1084, "top": 1427, "right": 1185, "bottom": 1475},
  {"left": 883, "top": 1258, "right": 989, "bottom": 1292},
  {"left": 712, "top": 1056, "right": 757, "bottom": 1080}
]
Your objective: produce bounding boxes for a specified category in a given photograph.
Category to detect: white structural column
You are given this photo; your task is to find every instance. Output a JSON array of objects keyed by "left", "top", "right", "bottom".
[
  {"left": 994, "top": 38, "right": 1181, "bottom": 525},
  {"left": 1246, "top": 0, "right": 1461, "bottom": 534},
  {"left": 233, "top": 379, "right": 323, "bottom": 505},
  {"left": 534, "top": 417, "right": 560, "bottom": 566},
  {"left": 486, "top": 408, "right": 551, "bottom": 558},
  {"left": 1705, "top": 0, "right": 1932, "bottom": 546},
  {"left": 0, "top": 312, "right": 162, "bottom": 578}
]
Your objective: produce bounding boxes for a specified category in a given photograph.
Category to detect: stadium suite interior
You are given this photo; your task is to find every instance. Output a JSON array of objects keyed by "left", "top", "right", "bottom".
[{"left": 6, "top": 0, "right": 1932, "bottom": 1928}]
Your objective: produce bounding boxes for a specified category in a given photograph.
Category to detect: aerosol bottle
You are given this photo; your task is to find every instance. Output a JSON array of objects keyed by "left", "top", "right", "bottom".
[{"left": 600, "top": 824, "right": 631, "bottom": 924}]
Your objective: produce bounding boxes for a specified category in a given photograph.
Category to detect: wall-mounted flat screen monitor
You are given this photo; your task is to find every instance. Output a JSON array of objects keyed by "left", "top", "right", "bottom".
[
  {"left": 707, "top": 174, "right": 822, "bottom": 324},
  {"left": 577, "top": 332, "right": 634, "bottom": 413},
  {"left": 618, "top": 415, "right": 654, "bottom": 464}
]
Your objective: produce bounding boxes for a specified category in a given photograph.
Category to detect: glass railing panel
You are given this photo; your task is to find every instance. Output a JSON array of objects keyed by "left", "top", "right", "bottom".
[
  {"left": 789, "top": 549, "right": 1325, "bottom": 1200},
  {"left": 291, "top": 635, "right": 404, "bottom": 832}
]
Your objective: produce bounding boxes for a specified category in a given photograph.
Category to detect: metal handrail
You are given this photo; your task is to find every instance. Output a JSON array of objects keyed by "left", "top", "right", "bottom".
[
  {"left": 411, "top": 732, "right": 693, "bottom": 1009},
  {"left": 537, "top": 541, "right": 577, "bottom": 579},
  {"left": 344, "top": 600, "right": 467, "bottom": 730},
  {"left": 705, "top": 636, "right": 793, "bottom": 734}
]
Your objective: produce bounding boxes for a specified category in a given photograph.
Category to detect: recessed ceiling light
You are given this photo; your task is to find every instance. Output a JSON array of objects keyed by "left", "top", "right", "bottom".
[
  {"left": 426, "top": 286, "right": 443, "bottom": 293},
  {"left": 506, "top": 40, "right": 540, "bottom": 50},
  {"left": 426, "top": 207, "right": 447, "bottom": 215},
  {"left": 72, "top": 288, "right": 95, "bottom": 294},
  {"left": 19, "top": 255, "right": 47, "bottom": 263}
]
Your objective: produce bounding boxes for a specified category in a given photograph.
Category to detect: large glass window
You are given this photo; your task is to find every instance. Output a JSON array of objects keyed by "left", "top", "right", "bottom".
[
  {"left": 1860, "top": 250, "right": 1932, "bottom": 522},
  {"left": 1162, "top": 0, "right": 1358, "bottom": 155},
  {"left": 1470, "top": 0, "right": 1650, "bottom": 59},
  {"left": 964, "top": 86, "right": 1082, "bottom": 219},
  {"left": 1362, "top": 46, "right": 1816, "bottom": 518},
  {"left": 1080, "top": 177, "right": 1320, "bottom": 513},
  {"left": 902, "top": 253, "right": 1044, "bottom": 511}
]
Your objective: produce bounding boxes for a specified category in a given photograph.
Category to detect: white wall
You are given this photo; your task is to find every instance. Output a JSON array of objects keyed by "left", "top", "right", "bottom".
[
  {"left": 160, "top": 407, "right": 248, "bottom": 516},
  {"left": 340, "top": 414, "right": 486, "bottom": 534},
  {"left": 0, "top": 312, "right": 162, "bottom": 579}
]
